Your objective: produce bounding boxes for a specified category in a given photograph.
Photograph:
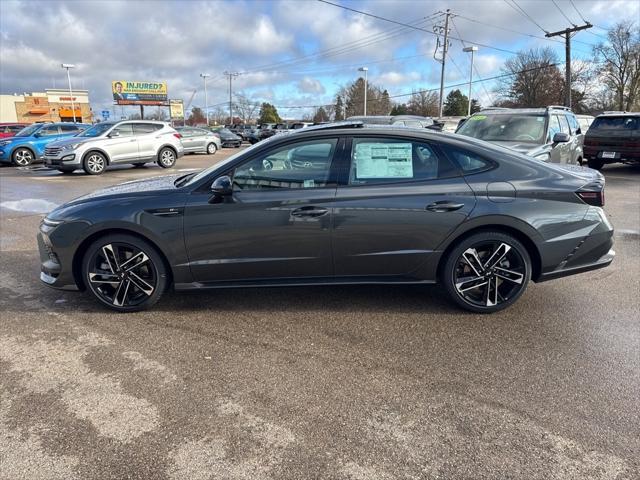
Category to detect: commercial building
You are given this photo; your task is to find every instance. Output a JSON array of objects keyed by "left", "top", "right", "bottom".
[{"left": 0, "top": 89, "right": 93, "bottom": 124}]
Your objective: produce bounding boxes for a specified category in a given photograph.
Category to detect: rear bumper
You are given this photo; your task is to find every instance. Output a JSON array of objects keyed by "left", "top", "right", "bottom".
[
  {"left": 536, "top": 248, "right": 614, "bottom": 282},
  {"left": 583, "top": 146, "right": 640, "bottom": 164}
]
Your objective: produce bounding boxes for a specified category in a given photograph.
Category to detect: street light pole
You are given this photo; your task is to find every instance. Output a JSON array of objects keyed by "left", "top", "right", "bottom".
[
  {"left": 463, "top": 46, "right": 478, "bottom": 117},
  {"left": 61, "top": 64, "right": 77, "bottom": 123},
  {"left": 358, "top": 67, "right": 368, "bottom": 116},
  {"left": 200, "top": 73, "right": 210, "bottom": 126}
]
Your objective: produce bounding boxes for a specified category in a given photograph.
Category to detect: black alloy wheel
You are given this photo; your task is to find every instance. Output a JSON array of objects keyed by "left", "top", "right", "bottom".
[
  {"left": 443, "top": 232, "right": 531, "bottom": 313},
  {"left": 82, "top": 234, "right": 167, "bottom": 311}
]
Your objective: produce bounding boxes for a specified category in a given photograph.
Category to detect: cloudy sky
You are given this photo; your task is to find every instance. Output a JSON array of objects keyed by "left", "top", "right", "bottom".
[{"left": 0, "top": 0, "right": 636, "bottom": 119}]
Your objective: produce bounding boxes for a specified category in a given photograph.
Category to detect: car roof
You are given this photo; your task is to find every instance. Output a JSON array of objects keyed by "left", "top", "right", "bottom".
[
  {"left": 597, "top": 111, "right": 640, "bottom": 117},
  {"left": 476, "top": 106, "right": 574, "bottom": 115}
]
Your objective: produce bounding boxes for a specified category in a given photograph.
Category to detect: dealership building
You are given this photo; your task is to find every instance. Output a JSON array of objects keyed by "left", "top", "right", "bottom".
[{"left": 0, "top": 89, "right": 93, "bottom": 124}]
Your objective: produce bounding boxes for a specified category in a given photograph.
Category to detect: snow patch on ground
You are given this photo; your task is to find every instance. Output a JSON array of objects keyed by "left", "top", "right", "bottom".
[{"left": 0, "top": 199, "right": 58, "bottom": 213}]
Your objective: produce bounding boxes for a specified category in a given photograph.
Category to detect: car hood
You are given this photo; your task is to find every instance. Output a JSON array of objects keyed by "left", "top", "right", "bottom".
[
  {"left": 48, "top": 136, "right": 96, "bottom": 147},
  {"left": 64, "top": 173, "right": 184, "bottom": 205},
  {"left": 489, "top": 141, "right": 546, "bottom": 156}
]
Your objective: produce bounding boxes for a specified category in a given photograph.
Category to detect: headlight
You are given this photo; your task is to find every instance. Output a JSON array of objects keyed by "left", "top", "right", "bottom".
[
  {"left": 61, "top": 143, "right": 81, "bottom": 151},
  {"left": 533, "top": 153, "right": 550, "bottom": 161},
  {"left": 40, "top": 217, "right": 64, "bottom": 234},
  {"left": 0, "top": 140, "right": 11, "bottom": 147}
]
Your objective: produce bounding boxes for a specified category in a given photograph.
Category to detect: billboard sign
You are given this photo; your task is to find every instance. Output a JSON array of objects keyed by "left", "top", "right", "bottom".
[
  {"left": 112, "top": 81, "right": 167, "bottom": 105},
  {"left": 101, "top": 110, "right": 110, "bottom": 120},
  {"left": 169, "top": 99, "right": 184, "bottom": 119}
]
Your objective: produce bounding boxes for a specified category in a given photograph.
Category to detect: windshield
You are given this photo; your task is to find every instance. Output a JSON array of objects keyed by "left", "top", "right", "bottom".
[
  {"left": 78, "top": 122, "right": 116, "bottom": 137},
  {"left": 457, "top": 114, "right": 546, "bottom": 143},
  {"left": 14, "top": 124, "right": 41, "bottom": 137}
]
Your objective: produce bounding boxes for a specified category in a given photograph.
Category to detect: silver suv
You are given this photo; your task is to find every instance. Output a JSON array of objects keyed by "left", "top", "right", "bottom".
[
  {"left": 43, "top": 120, "right": 184, "bottom": 175},
  {"left": 456, "top": 106, "right": 584, "bottom": 164}
]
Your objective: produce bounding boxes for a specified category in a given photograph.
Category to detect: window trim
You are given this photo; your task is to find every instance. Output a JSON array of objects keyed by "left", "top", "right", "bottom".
[
  {"left": 229, "top": 136, "right": 345, "bottom": 193},
  {"left": 337, "top": 135, "right": 461, "bottom": 188},
  {"left": 440, "top": 144, "right": 498, "bottom": 177}
]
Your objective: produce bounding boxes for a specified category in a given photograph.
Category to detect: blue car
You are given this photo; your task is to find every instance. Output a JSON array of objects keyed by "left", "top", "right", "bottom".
[{"left": 0, "top": 122, "right": 88, "bottom": 166}]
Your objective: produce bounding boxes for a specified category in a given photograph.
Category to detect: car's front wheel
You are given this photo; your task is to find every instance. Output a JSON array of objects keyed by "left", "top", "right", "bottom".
[
  {"left": 443, "top": 231, "right": 531, "bottom": 313},
  {"left": 82, "top": 234, "right": 168, "bottom": 312},
  {"left": 83, "top": 152, "right": 106, "bottom": 175},
  {"left": 206, "top": 142, "right": 217, "bottom": 154},
  {"left": 12, "top": 148, "right": 34, "bottom": 166},
  {"left": 158, "top": 147, "right": 176, "bottom": 168}
]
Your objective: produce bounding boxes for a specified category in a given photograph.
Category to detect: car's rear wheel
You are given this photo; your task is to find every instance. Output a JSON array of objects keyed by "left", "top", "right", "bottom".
[
  {"left": 83, "top": 152, "right": 106, "bottom": 175},
  {"left": 206, "top": 142, "right": 217, "bottom": 154},
  {"left": 82, "top": 234, "right": 168, "bottom": 312},
  {"left": 158, "top": 147, "right": 176, "bottom": 168},
  {"left": 12, "top": 148, "right": 34, "bottom": 166},
  {"left": 587, "top": 158, "right": 604, "bottom": 170},
  {"left": 443, "top": 231, "right": 531, "bottom": 313}
]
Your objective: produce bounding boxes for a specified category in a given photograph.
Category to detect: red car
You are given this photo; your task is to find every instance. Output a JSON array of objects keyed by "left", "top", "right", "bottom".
[{"left": 0, "top": 123, "right": 28, "bottom": 139}]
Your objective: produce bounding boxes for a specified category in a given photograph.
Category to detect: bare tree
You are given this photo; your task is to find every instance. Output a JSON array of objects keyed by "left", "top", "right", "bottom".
[
  {"left": 147, "top": 107, "right": 169, "bottom": 121},
  {"left": 497, "top": 47, "right": 564, "bottom": 107},
  {"left": 233, "top": 92, "right": 260, "bottom": 124},
  {"left": 406, "top": 90, "right": 439, "bottom": 116},
  {"left": 210, "top": 107, "right": 228, "bottom": 126},
  {"left": 593, "top": 21, "right": 640, "bottom": 111}
]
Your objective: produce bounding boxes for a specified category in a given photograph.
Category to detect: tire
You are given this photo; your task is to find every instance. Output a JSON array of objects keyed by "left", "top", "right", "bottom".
[
  {"left": 158, "top": 147, "right": 176, "bottom": 168},
  {"left": 12, "top": 148, "right": 34, "bottom": 166},
  {"left": 234, "top": 142, "right": 241, "bottom": 148},
  {"left": 442, "top": 231, "right": 532, "bottom": 314},
  {"left": 133, "top": 162, "right": 146, "bottom": 167},
  {"left": 576, "top": 157, "right": 583, "bottom": 166},
  {"left": 206, "top": 142, "right": 217, "bottom": 154},
  {"left": 82, "top": 233, "right": 168, "bottom": 312},
  {"left": 83, "top": 152, "right": 106, "bottom": 175},
  {"left": 587, "top": 158, "right": 604, "bottom": 170}
]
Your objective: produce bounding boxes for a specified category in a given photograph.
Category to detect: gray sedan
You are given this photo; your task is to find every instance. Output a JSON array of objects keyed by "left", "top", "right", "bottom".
[{"left": 176, "top": 127, "right": 221, "bottom": 155}]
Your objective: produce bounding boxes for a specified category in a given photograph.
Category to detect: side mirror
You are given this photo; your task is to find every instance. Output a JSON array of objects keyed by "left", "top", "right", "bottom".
[
  {"left": 210, "top": 175, "right": 232, "bottom": 196},
  {"left": 552, "top": 132, "right": 570, "bottom": 144},
  {"left": 109, "top": 130, "right": 120, "bottom": 138}
]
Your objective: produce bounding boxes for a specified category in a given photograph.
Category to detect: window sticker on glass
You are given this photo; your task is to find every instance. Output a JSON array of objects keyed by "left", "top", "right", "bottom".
[
  {"left": 355, "top": 143, "right": 413, "bottom": 179},
  {"left": 303, "top": 179, "right": 315, "bottom": 188},
  {"left": 470, "top": 115, "right": 487, "bottom": 121}
]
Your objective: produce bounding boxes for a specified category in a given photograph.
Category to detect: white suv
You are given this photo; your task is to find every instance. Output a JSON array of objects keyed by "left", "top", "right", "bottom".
[{"left": 43, "top": 120, "right": 184, "bottom": 175}]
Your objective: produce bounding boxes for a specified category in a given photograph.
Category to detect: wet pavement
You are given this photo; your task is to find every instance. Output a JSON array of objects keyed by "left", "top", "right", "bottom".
[{"left": 0, "top": 153, "right": 639, "bottom": 479}]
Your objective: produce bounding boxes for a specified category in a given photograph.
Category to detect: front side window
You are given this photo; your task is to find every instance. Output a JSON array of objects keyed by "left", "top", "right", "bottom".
[
  {"left": 60, "top": 124, "right": 81, "bottom": 133},
  {"left": 233, "top": 139, "right": 337, "bottom": 190},
  {"left": 457, "top": 114, "right": 546, "bottom": 143},
  {"left": 78, "top": 122, "right": 115, "bottom": 137},
  {"left": 15, "top": 124, "right": 40, "bottom": 137},
  {"left": 548, "top": 115, "right": 562, "bottom": 140},
  {"left": 348, "top": 138, "right": 457, "bottom": 185},
  {"left": 567, "top": 114, "right": 580, "bottom": 134},
  {"left": 558, "top": 115, "right": 571, "bottom": 134}
]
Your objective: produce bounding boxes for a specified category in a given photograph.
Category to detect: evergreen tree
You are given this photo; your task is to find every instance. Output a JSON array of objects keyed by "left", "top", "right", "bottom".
[
  {"left": 258, "top": 103, "right": 281, "bottom": 124},
  {"left": 313, "top": 106, "right": 329, "bottom": 123},
  {"left": 334, "top": 95, "right": 344, "bottom": 121},
  {"left": 443, "top": 90, "right": 471, "bottom": 116},
  {"left": 390, "top": 104, "right": 409, "bottom": 115}
]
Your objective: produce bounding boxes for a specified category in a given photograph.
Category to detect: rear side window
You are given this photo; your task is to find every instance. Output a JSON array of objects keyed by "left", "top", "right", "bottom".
[
  {"left": 133, "top": 123, "right": 162, "bottom": 134},
  {"left": 444, "top": 146, "right": 494, "bottom": 174},
  {"left": 348, "top": 138, "right": 458, "bottom": 185},
  {"left": 112, "top": 123, "right": 134, "bottom": 137},
  {"left": 590, "top": 116, "right": 638, "bottom": 131}
]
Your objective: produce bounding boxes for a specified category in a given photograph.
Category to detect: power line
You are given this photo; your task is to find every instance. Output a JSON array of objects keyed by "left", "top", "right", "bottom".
[
  {"left": 503, "top": 0, "right": 548, "bottom": 34},
  {"left": 317, "top": 0, "right": 521, "bottom": 55},
  {"left": 272, "top": 61, "right": 564, "bottom": 110},
  {"left": 568, "top": 0, "right": 589, "bottom": 23},
  {"left": 238, "top": 12, "right": 443, "bottom": 76},
  {"left": 551, "top": 0, "right": 577, "bottom": 27},
  {"left": 450, "top": 17, "right": 493, "bottom": 101}
]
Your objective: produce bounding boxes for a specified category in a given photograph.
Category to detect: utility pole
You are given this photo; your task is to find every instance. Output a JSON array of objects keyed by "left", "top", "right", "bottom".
[
  {"left": 434, "top": 10, "right": 451, "bottom": 118},
  {"left": 200, "top": 73, "right": 210, "bottom": 126},
  {"left": 224, "top": 71, "right": 239, "bottom": 125},
  {"left": 61, "top": 64, "right": 77, "bottom": 123},
  {"left": 545, "top": 23, "right": 592, "bottom": 109}
]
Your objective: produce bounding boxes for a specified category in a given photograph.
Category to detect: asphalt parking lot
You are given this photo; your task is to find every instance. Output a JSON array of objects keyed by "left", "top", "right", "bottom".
[{"left": 0, "top": 150, "right": 638, "bottom": 480}]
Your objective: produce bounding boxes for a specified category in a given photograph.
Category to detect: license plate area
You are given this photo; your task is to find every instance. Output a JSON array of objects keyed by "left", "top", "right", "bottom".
[{"left": 601, "top": 151, "right": 616, "bottom": 159}]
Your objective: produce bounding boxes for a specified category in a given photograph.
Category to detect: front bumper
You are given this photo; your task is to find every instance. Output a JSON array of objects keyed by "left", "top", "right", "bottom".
[
  {"left": 0, "top": 149, "right": 13, "bottom": 163},
  {"left": 37, "top": 231, "right": 79, "bottom": 290},
  {"left": 43, "top": 152, "right": 79, "bottom": 168}
]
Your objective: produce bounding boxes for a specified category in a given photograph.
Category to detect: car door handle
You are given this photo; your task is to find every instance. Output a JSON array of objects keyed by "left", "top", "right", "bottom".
[
  {"left": 426, "top": 201, "right": 465, "bottom": 212},
  {"left": 291, "top": 206, "right": 329, "bottom": 218}
]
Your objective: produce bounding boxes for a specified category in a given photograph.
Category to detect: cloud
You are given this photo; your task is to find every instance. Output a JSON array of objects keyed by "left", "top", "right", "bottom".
[{"left": 297, "top": 77, "right": 326, "bottom": 94}]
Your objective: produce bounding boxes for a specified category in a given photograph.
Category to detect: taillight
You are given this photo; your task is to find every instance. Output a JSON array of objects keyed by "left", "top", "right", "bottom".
[
  {"left": 173, "top": 133, "right": 182, "bottom": 139},
  {"left": 576, "top": 189, "right": 604, "bottom": 207}
]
